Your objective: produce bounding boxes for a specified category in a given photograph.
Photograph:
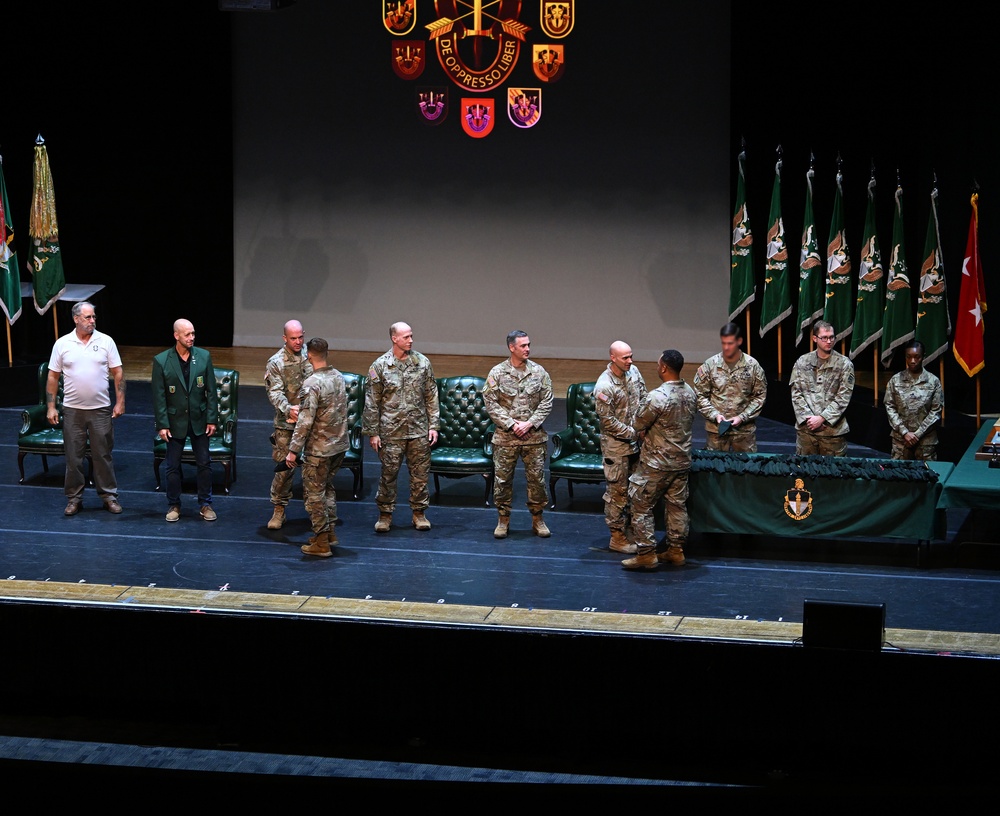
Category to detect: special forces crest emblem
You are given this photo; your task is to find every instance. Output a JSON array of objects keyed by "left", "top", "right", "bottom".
[
  {"left": 540, "top": 1, "right": 573, "bottom": 38},
  {"left": 384, "top": 1, "right": 417, "bottom": 35},
  {"left": 532, "top": 43, "right": 564, "bottom": 82},
  {"left": 784, "top": 478, "right": 813, "bottom": 521},
  {"left": 392, "top": 41, "right": 426, "bottom": 79},
  {"left": 427, "top": 1, "right": 530, "bottom": 93},
  {"left": 507, "top": 87, "right": 540, "bottom": 128},
  {"left": 461, "top": 97, "right": 495, "bottom": 137},
  {"left": 416, "top": 87, "right": 449, "bottom": 124}
]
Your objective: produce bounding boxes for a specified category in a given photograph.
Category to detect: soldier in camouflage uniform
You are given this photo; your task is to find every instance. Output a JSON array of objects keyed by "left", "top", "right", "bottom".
[
  {"left": 285, "top": 338, "right": 349, "bottom": 557},
  {"left": 693, "top": 322, "right": 767, "bottom": 452},
  {"left": 484, "top": 330, "right": 554, "bottom": 539},
  {"left": 265, "top": 319, "right": 313, "bottom": 530},
  {"left": 623, "top": 350, "right": 698, "bottom": 570},
  {"left": 594, "top": 340, "right": 646, "bottom": 553},
  {"left": 884, "top": 339, "right": 944, "bottom": 460},
  {"left": 789, "top": 320, "right": 855, "bottom": 456},
  {"left": 362, "top": 322, "right": 440, "bottom": 532}
]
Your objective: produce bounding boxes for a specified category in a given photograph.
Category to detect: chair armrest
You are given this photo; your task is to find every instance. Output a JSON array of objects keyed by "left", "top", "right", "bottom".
[
  {"left": 222, "top": 415, "right": 237, "bottom": 446},
  {"left": 350, "top": 420, "right": 364, "bottom": 452},
  {"left": 21, "top": 405, "right": 56, "bottom": 436},
  {"left": 483, "top": 423, "right": 496, "bottom": 457},
  {"left": 550, "top": 427, "right": 574, "bottom": 461}
]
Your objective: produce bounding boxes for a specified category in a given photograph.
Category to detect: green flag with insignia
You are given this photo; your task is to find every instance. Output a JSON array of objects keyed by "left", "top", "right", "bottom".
[
  {"left": 729, "top": 146, "right": 755, "bottom": 321},
  {"left": 0, "top": 153, "right": 22, "bottom": 326},
  {"left": 823, "top": 167, "right": 854, "bottom": 343},
  {"left": 759, "top": 153, "right": 791, "bottom": 337},
  {"left": 914, "top": 184, "right": 951, "bottom": 364},
  {"left": 796, "top": 166, "right": 824, "bottom": 346},
  {"left": 29, "top": 139, "right": 66, "bottom": 315},
  {"left": 849, "top": 174, "right": 885, "bottom": 359},
  {"left": 880, "top": 182, "right": 914, "bottom": 367}
]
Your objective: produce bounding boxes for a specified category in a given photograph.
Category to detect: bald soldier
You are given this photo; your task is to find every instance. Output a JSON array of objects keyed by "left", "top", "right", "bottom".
[
  {"left": 264, "top": 319, "right": 313, "bottom": 530},
  {"left": 593, "top": 340, "right": 647, "bottom": 553},
  {"left": 152, "top": 319, "right": 219, "bottom": 522},
  {"left": 362, "top": 322, "right": 440, "bottom": 533}
]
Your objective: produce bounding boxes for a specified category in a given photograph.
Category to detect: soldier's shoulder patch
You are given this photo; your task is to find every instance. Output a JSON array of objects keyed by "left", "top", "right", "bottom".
[
  {"left": 486, "top": 375, "right": 496, "bottom": 389},
  {"left": 595, "top": 391, "right": 610, "bottom": 403},
  {"left": 368, "top": 367, "right": 377, "bottom": 379}
]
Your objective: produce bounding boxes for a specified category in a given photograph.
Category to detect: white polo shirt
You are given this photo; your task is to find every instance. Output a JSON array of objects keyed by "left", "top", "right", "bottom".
[{"left": 48, "top": 329, "right": 122, "bottom": 410}]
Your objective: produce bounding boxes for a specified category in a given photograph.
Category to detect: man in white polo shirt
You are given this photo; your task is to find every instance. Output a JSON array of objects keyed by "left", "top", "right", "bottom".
[{"left": 47, "top": 301, "right": 126, "bottom": 515}]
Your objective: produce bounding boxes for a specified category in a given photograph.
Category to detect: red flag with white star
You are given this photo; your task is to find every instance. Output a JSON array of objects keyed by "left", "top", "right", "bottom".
[{"left": 953, "top": 192, "right": 987, "bottom": 377}]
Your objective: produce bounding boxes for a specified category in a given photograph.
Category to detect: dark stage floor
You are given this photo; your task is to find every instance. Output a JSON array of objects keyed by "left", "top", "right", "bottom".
[{"left": 3, "top": 381, "right": 999, "bottom": 640}]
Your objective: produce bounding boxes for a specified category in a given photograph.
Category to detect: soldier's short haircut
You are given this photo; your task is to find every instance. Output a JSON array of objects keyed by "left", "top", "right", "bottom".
[
  {"left": 720, "top": 322, "right": 742, "bottom": 339},
  {"left": 306, "top": 337, "right": 329, "bottom": 357},
  {"left": 660, "top": 349, "right": 684, "bottom": 373},
  {"left": 507, "top": 330, "right": 528, "bottom": 348},
  {"left": 813, "top": 319, "right": 835, "bottom": 337},
  {"left": 905, "top": 339, "right": 926, "bottom": 357},
  {"left": 72, "top": 301, "right": 94, "bottom": 318}
]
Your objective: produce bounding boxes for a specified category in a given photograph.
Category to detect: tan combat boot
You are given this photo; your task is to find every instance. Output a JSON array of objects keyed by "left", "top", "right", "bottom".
[
  {"left": 267, "top": 505, "right": 286, "bottom": 530},
  {"left": 412, "top": 511, "right": 432, "bottom": 531},
  {"left": 657, "top": 544, "right": 686, "bottom": 566},
  {"left": 531, "top": 513, "right": 551, "bottom": 538},
  {"left": 621, "top": 549, "right": 658, "bottom": 570},
  {"left": 301, "top": 531, "right": 332, "bottom": 557},
  {"left": 494, "top": 515, "right": 509, "bottom": 539},
  {"left": 608, "top": 529, "right": 636, "bottom": 554},
  {"left": 374, "top": 513, "right": 392, "bottom": 533}
]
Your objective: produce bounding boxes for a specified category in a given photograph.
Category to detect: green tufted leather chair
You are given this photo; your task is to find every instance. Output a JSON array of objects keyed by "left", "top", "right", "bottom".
[
  {"left": 18, "top": 363, "right": 93, "bottom": 484},
  {"left": 548, "top": 381, "right": 604, "bottom": 508},
  {"left": 153, "top": 368, "right": 239, "bottom": 494},
  {"left": 430, "top": 375, "right": 496, "bottom": 505},
  {"left": 340, "top": 370, "right": 367, "bottom": 499}
]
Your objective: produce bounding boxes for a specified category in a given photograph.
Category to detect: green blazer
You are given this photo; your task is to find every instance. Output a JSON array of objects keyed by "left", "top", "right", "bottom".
[{"left": 152, "top": 346, "right": 218, "bottom": 438}]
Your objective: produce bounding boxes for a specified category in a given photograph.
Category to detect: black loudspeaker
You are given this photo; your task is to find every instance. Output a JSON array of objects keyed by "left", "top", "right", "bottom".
[{"left": 802, "top": 600, "right": 886, "bottom": 652}]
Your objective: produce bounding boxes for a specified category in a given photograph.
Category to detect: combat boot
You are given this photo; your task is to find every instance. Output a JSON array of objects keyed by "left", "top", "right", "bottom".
[
  {"left": 374, "top": 513, "right": 392, "bottom": 533},
  {"left": 621, "top": 549, "right": 658, "bottom": 570},
  {"left": 412, "top": 511, "right": 432, "bottom": 531},
  {"left": 608, "top": 529, "right": 636, "bottom": 554},
  {"left": 657, "top": 544, "right": 686, "bottom": 566},
  {"left": 267, "top": 505, "right": 286, "bottom": 530},
  {"left": 531, "top": 512, "right": 551, "bottom": 538},
  {"left": 301, "top": 531, "right": 332, "bottom": 557},
  {"left": 494, "top": 515, "right": 509, "bottom": 539}
]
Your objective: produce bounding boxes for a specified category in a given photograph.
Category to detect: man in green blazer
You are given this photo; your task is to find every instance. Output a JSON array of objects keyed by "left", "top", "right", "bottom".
[{"left": 152, "top": 318, "right": 219, "bottom": 522}]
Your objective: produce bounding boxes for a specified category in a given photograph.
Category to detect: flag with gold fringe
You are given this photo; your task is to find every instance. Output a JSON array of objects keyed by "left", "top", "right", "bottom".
[
  {"left": 796, "top": 165, "right": 823, "bottom": 346},
  {"left": 914, "top": 183, "right": 950, "bottom": 365},
  {"left": 849, "top": 173, "right": 885, "bottom": 359},
  {"left": 881, "top": 182, "right": 915, "bottom": 367},
  {"left": 729, "top": 146, "right": 755, "bottom": 321},
  {"left": 29, "top": 138, "right": 65, "bottom": 315},
  {"left": 823, "top": 166, "right": 854, "bottom": 343},
  {"left": 953, "top": 191, "right": 986, "bottom": 377},
  {"left": 0, "top": 153, "right": 22, "bottom": 325},
  {"left": 759, "top": 153, "right": 791, "bottom": 337}
]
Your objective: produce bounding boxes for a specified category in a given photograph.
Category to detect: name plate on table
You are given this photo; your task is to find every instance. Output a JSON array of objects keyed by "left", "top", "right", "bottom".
[{"left": 974, "top": 421, "right": 1000, "bottom": 465}]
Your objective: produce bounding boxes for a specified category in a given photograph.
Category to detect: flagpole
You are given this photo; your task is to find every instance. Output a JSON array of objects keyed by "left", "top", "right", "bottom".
[
  {"left": 873, "top": 346, "right": 878, "bottom": 406},
  {"left": 777, "top": 325, "right": 783, "bottom": 380},
  {"left": 745, "top": 311, "right": 751, "bottom": 356},
  {"left": 5, "top": 321, "right": 10, "bottom": 366},
  {"left": 939, "top": 359, "right": 946, "bottom": 425}
]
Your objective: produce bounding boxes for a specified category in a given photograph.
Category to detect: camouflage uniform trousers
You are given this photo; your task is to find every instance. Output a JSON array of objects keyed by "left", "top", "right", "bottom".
[
  {"left": 602, "top": 452, "right": 639, "bottom": 532},
  {"left": 705, "top": 429, "right": 757, "bottom": 453},
  {"left": 376, "top": 436, "right": 431, "bottom": 514},
  {"left": 493, "top": 444, "right": 548, "bottom": 516},
  {"left": 795, "top": 430, "right": 848, "bottom": 457},
  {"left": 301, "top": 451, "right": 345, "bottom": 535},
  {"left": 891, "top": 438, "right": 937, "bottom": 461},
  {"left": 270, "top": 429, "right": 296, "bottom": 505},
  {"left": 628, "top": 463, "right": 689, "bottom": 555}
]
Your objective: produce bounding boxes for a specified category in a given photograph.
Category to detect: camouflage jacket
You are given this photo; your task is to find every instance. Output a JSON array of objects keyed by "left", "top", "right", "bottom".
[
  {"left": 693, "top": 351, "right": 767, "bottom": 434},
  {"left": 633, "top": 379, "right": 698, "bottom": 471},
  {"left": 265, "top": 346, "right": 312, "bottom": 431},
  {"left": 884, "top": 368, "right": 944, "bottom": 443},
  {"left": 362, "top": 350, "right": 439, "bottom": 440},
  {"left": 789, "top": 350, "right": 855, "bottom": 436},
  {"left": 289, "top": 366, "right": 349, "bottom": 458},
  {"left": 484, "top": 359, "right": 553, "bottom": 447},
  {"left": 594, "top": 364, "right": 647, "bottom": 457}
]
